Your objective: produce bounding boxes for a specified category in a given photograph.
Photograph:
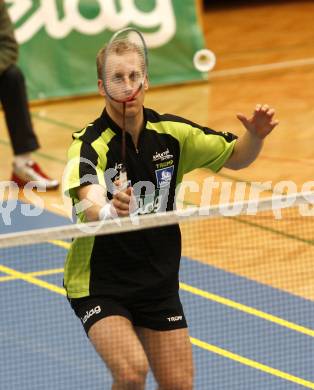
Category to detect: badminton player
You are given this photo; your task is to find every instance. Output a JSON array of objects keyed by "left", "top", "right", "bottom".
[{"left": 64, "top": 34, "right": 278, "bottom": 390}]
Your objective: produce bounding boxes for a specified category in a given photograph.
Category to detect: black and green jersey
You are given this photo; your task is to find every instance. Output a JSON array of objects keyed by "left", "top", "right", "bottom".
[{"left": 64, "top": 107, "right": 237, "bottom": 299}]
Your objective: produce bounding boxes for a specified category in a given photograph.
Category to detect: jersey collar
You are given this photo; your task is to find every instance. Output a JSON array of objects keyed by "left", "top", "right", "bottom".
[{"left": 100, "top": 107, "right": 147, "bottom": 136}]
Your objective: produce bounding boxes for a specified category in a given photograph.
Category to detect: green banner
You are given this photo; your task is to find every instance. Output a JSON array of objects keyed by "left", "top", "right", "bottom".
[{"left": 7, "top": 0, "right": 206, "bottom": 100}]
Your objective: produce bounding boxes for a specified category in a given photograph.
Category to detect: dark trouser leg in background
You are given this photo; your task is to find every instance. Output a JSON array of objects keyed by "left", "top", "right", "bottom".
[
  {"left": 0, "top": 64, "right": 39, "bottom": 155},
  {"left": 0, "top": 65, "right": 58, "bottom": 189}
]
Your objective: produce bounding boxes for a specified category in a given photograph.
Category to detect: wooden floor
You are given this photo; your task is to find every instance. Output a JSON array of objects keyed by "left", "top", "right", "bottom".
[{"left": 1, "top": 1, "right": 314, "bottom": 299}]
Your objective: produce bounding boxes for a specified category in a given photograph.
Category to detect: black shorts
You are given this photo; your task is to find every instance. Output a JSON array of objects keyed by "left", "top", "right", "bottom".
[{"left": 69, "top": 294, "right": 188, "bottom": 335}]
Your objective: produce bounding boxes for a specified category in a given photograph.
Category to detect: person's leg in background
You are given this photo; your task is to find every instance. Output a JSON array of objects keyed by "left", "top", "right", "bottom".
[{"left": 0, "top": 64, "right": 59, "bottom": 189}]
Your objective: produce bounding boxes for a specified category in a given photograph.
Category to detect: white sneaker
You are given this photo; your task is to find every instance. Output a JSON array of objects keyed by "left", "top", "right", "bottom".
[{"left": 11, "top": 161, "right": 59, "bottom": 190}]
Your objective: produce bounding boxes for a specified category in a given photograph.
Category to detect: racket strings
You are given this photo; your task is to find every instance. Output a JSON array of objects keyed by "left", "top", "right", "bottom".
[
  {"left": 102, "top": 28, "right": 148, "bottom": 185},
  {"left": 103, "top": 29, "right": 147, "bottom": 104}
]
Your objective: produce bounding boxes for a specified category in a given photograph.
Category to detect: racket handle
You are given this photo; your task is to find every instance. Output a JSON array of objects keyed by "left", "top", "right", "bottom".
[{"left": 118, "top": 168, "right": 128, "bottom": 190}]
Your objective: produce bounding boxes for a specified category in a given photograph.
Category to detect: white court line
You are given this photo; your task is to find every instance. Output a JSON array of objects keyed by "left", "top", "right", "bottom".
[{"left": 209, "top": 57, "right": 314, "bottom": 78}]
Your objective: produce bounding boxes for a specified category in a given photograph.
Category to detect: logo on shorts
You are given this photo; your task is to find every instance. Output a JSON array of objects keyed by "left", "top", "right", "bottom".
[
  {"left": 167, "top": 316, "right": 182, "bottom": 322},
  {"left": 81, "top": 305, "right": 101, "bottom": 324}
]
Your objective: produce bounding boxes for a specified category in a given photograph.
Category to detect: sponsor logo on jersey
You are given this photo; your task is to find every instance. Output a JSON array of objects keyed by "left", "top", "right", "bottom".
[
  {"left": 155, "top": 159, "right": 174, "bottom": 169},
  {"left": 153, "top": 148, "right": 174, "bottom": 162},
  {"left": 81, "top": 305, "right": 101, "bottom": 324},
  {"left": 155, "top": 166, "right": 174, "bottom": 188}
]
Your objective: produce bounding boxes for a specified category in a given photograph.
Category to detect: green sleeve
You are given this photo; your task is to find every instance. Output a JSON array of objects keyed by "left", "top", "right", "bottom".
[
  {"left": 181, "top": 126, "right": 237, "bottom": 174},
  {"left": 64, "top": 139, "right": 107, "bottom": 200},
  {"left": 146, "top": 115, "right": 237, "bottom": 186}
]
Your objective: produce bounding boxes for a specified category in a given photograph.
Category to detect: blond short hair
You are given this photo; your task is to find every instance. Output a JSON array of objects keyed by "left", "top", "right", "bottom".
[{"left": 96, "top": 46, "right": 106, "bottom": 80}]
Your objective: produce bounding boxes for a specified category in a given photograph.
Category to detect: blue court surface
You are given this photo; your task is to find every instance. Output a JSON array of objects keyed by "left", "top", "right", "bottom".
[{"left": 1, "top": 202, "right": 314, "bottom": 389}]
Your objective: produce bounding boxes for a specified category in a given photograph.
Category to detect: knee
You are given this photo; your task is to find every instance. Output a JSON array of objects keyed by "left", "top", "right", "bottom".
[
  {"left": 159, "top": 369, "right": 194, "bottom": 390},
  {"left": 2, "top": 65, "right": 25, "bottom": 87},
  {"left": 114, "top": 362, "right": 148, "bottom": 389},
  {"left": 160, "top": 381, "right": 193, "bottom": 390}
]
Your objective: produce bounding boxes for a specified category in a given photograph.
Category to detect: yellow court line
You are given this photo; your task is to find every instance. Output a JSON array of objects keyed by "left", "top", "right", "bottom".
[
  {"left": 190, "top": 337, "right": 314, "bottom": 389},
  {"left": 0, "top": 262, "right": 314, "bottom": 387},
  {"left": 2, "top": 261, "right": 312, "bottom": 338},
  {"left": 0, "top": 239, "right": 69, "bottom": 282},
  {"left": 180, "top": 282, "right": 314, "bottom": 338},
  {"left": 1, "top": 250, "right": 313, "bottom": 339},
  {"left": 53, "top": 239, "right": 314, "bottom": 337},
  {"left": 48, "top": 240, "right": 70, "bottom": 250},
  {"left": 0, "top": 268, "right": 64, "bottom": 282},
  {"left": 0, "top": 264, "right": 66, "bottom": 296}
]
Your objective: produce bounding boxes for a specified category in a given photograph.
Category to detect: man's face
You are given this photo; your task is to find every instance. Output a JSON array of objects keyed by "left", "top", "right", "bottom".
[{"left": 98, "top": 52, "right": 148, "bottom": 119}]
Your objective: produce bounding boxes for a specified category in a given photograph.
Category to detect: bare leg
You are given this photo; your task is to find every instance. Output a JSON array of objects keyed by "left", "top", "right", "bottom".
[
  {"left": 136, "top": 327, "right": 194, "bottom": 390},
  {"left": 88, "top": 316, "right": 149, "bottom": 390}
]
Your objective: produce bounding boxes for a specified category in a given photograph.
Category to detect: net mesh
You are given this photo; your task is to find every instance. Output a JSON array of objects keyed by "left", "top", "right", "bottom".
[{"left": 1, "top": 193, "right": 314, "bottom": 389}]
